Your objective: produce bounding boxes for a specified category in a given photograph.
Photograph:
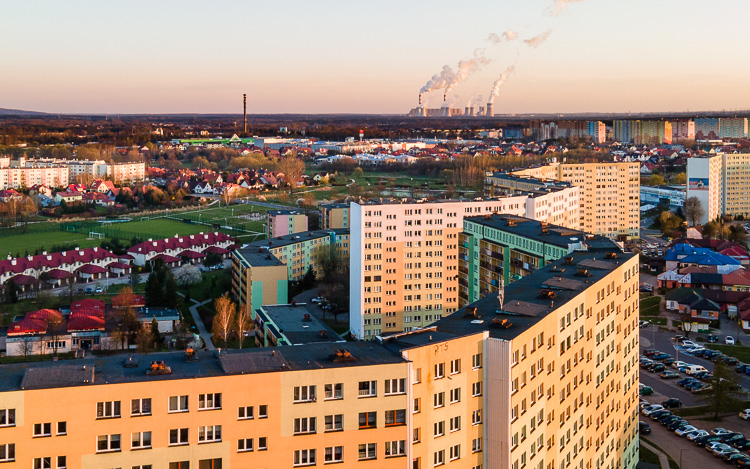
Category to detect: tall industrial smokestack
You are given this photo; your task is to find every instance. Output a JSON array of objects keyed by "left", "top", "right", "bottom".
[
  {"left": 243, "top": 94, "right": 247, "bottom": 135},
  {"left": 465, "top": 107, "right": 470, "bottom": 116},
  {"left": 443, "top": 93, "right": 447, "bottom": 102},
  {"left": 419, "top": 94, "right": 422, "bottom": 106},
  {"left": 486, "top": 102, "right": 494, "bottom": 117}
]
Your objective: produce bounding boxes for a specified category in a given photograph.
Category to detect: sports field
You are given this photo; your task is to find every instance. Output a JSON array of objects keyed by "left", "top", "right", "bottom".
[{"left": 0, "top": 231, "right": 104, "bottom": 257}]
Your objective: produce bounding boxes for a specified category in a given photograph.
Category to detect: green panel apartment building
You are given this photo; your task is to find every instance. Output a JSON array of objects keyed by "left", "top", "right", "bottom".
[{"left": 459, "top": 214, "right": 620, "bottom": 306}]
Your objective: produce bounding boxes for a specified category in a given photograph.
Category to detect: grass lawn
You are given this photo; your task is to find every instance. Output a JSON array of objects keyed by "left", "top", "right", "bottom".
[
  {"left": 113, "top": 219, "right": 211, "bottom": 238},
  {"left": 706, "top": 344, "right": 750, "bottom": 362},
  {"left": 640, "top": 296, "right": 661, "bottom": 316},
  {"left": 0, "top": 352, "right": 76, "bottom": 364},
  {"left": 178, "top": 269, "right": 232, "bottom": 303},
  {"left": 0, "top": 231, "right": 107, "bottom": 257}
]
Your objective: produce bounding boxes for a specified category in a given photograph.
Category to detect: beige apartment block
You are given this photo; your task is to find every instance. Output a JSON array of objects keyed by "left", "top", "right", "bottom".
[
  {"left": 349, "top": 192, "right": 580, "bottom": 340},
  {"left": 506, "top": 162, "right": 640, "bottom": 239},
  {"left": 687, "top": 153, "right": 750, "bottom": 224}
]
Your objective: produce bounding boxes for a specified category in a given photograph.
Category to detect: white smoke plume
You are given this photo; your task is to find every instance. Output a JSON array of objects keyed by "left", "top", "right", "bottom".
[
  {"left": 550, "top": 0, "right": 585, "bottom": 15},
  {"left": 444, "top": 53, "right": 491, "bottom": 95},
  {"left": 487, "top": 30, "right": 518, "bottom": 44},
  {"left": 419, "top": 65, "right": 456, "bottom": 94},
  {"left": 524, "top": 30, "right": 552, "bottom": 48},
  {"left": 488, "top": 66, "right": 515, "bottom": 104}
]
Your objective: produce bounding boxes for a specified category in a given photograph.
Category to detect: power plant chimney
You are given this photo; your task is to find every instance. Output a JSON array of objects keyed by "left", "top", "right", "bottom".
[
  {"left": 465, "top": 107, "right": 470, "bottom": 116},
  {"left": 243, "top": 94, "right": 247, "bottom": 135},
  {"left": 469, "top": 106, "right": 475, "bottom": 116},
  {"left": 486, "top": 102, "right": 494, "bottom": 117},
  {"left": 419, "top": 93, "right": 422, "bottom": 106},
  {"left": 443, "top": 93, "right": 447, "bottom": 102},
  {"left": 479, "top": 106, "right": 485, "bottom": 116}
]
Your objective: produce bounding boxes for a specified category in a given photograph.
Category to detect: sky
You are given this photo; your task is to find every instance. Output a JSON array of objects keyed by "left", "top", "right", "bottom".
[{"left": 2, "top": 0, "right": 750, "bottom": 115}]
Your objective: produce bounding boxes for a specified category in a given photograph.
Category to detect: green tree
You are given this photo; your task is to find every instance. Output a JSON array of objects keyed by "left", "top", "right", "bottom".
[
  {"left": 729, "top": 225, "right": 748, "bottom": 244},
  {"left": 648, "top": 174, "right": 665, "bottom": 186},
  {"left": 673, "top": 172, "right": 687, "bottom": 184},
  {"left": 701, "top": 362, "right": 742, "bottom": 420},
  {"left": 145, "top": 271, "right": 163, "bottom": 307},
  {"left": 164, "top": 273, "right": 179, "bottom": 309},
  {"left": 204, "top": 252, "right": 222, "bottom": 268},
  {"left": 150, "top": 317, "right": 163, "bottom": 348},
  {"left": 658, "top": 211, "right": 683, "bottom": 236}
]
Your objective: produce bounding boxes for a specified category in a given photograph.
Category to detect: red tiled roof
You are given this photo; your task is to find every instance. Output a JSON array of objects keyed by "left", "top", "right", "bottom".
[
  {"left": 178, "top": 249, "right": 206, "bottom": 259},
  {"left": 8, "top": 274, "right": 40, "bottom": 285},
  {"left": 126, "top": 232, "right": 234, "bottom": 256},
  {"left": 152, "top": 254, "right": 181, "bottom": 263},
  {"left": 205, "top": 246, "right": 230, "bottom": 254},
  {"left": 112, "top": 294, "right": 145, "bottom": 308},
  {"left": 76, "top": 264, "right": 108, "bottom": 274},
  {"left": 71, "top": 298, "right": 105, "bottom": 312},
  {"left": 68, "top": 309, "right": 105, "bottom": 332},
  {"left": 8, "top": 309, "right": 63, "bottom": 336},
  {"left": 106, "top": 262, "right": 130, "bottom": 270},
  {"left": 0, "top": 247, "right": 116, "bottom": 277},
  {"left": 47, "top": 269, "right": 75, "bottom": 279}
]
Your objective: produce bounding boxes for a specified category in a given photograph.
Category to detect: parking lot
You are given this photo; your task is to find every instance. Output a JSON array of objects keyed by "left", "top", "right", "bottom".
[{"left": 640, "top": 328, "right": 750, "bottom": 467}]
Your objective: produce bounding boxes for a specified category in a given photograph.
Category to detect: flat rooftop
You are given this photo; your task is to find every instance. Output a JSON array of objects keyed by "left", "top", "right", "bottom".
[
  {"left": 0, "top": 341, "right": 406, "bottom": 392},
  {"left": 464, "top": 214, "right": 621, "bottom": 252},
  {"left": 487, "top": 172, "right": 572, "bottom": 188},
  {"left": 241, "top": 230, "right": 335, "bottom": 250},
  {"left": 268, "top": 209, "right": 305, "bottom": 216},
  {"left": 258, "top": 304, "right": 343, "bottom": 345},
  {"left": 233, "top": 248, "right": 285, "bottom": 267},
  {"left": 382, "top": 251, "right": 635, "bottom": 346},
  {"left": 357, "top": 194, "right": 570, "bottom": 206}
]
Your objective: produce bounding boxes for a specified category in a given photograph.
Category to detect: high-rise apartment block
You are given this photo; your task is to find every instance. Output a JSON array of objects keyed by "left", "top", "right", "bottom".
[
  {"left": 458, "top": 214, "right": 621, "bottom": 306},
  {"left": 0, "top": 250, "right": 638, "bottom": 469},
  {"left": 586, "top": 121, "right": 606, "bottom": 144},
  {"left": 320, "top": 203, "right": 349, "bottom": 230},
  {"left": 695, "top": 118, "right": 748, "bottom": 140},
  {"left": 613, "top": 120, "right": 672, "bottom": 145},
  {"left": 266, "top": 210, "right": 309, "bottom": 238},
  {"left": 686, "top": 153, "right": 750, "bottom": 224},
  {"left": 350, "top": 190, "right": 580, "bottom": 339},
  {"left": 671, "top": 120, "right": 696, "bottom": 141},
  {"left": 498, "top": 162, "right": 640, "bottom": 239},
  {"left": 0, "top": 157, "right": 146, "bottom": 188}
]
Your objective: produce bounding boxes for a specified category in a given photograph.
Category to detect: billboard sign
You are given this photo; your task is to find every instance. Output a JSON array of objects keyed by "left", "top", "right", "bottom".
[{"left": 688, "top": 178, "right": 709, "bottom": 191}]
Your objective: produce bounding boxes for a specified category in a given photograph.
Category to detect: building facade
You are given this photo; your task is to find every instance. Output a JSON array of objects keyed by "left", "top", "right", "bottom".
[
  {"left": 320, "top": 203, "right": 350, "bottom": 230},
  {"left": 507, "top": 163, "right": 640, "bottom": 239},
  {"left": 458, "top": 214, "right": 621, "bottom": 306},
  {"left": 687, "top": 153, "right": 750, "bottom": 223},
  {"left": 231, "top": 249, "right": 289, "bottom": 315},
  {"left": 586, "top": 121, "right": 606, "bottom": 144},
  {"left": 267, "top": 210, "right": 309, "bottom": 238}
]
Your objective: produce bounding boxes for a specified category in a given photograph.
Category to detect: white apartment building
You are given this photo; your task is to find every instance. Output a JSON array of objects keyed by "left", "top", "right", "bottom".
[
  {"left": 0, "top": 166, "right": 69, "bottom": 190},
  {"left": 687, "top": 153, "right": 750, "bottom": 224},
  {"left": 350, "top": 189, "right": 580, "bottom": 340}
]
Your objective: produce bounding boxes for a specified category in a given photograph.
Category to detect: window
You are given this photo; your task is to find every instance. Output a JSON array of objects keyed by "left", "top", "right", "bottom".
[
  {"left": 434, "top": 450, "right": 445, "bottom": 467},
  {"left": 199, "top": 459, "right": 222, "bottom": 469},
  {"left": 96, "top": 401, "right": 121, "bottom": 419},
  {"left": 434, "top": 392, "right": 445, "bottom": 408},
  {"left": 385, "top": 440, "right": 406, "bottom": 457},
  {"left": 359, "top": 411, "right": 376, "bottom": 429},
  {"left": 131, "top": 431, "right": 152, "bottom": 449},
  {"left": 97, "top": 434, "right": 121, "bottom": 453},
  {"left": 169, "top": 428, "right": 189, "bottom": 446},
  {"left": 238, "top": 438, "right": 254, "bottom": 452},
  {"left": 34, "top": 422, "right": 52, "bottom": 437},
  {"left": 472, "top": 409, "right": 482, "bottom": 425},
  {"left": 54, "top": 421, "right": 66, "bottom": 436},
  {"left": 324, "top": 414, "right": 343, "bottom": 432},
  {"left": 0, "top": 444, "right": 14, "bottom": 462},
  {"left": 434, "top": 421, "right": 445, "bottom": 437},
  {"left": 169, "top": 462, "right": 189, "bottom": 469},
  {"left": 385, "top": 409, "right": 406, "bottom": 426},
  {"left": 33, "top": 458, "right": 51, "bottom": 469},
  {"left": 435, "top": 363, "right": 445, "bottom": 379},
  {"left": 472, "top": 382, "right": 482, "bottom": 397},
  {"left": 358, "top": 380, "right": 376, "bottom": 397},
  {"left": 131, "top": 398, "right": 151, "bottom": 416},
  {"left": 198, "top": 393, "right": 222, "bottom": 410},
  {"left": 0, "top": 409, "right": 15, "bottom": 427},
  {"left": 294, "top": 449, "right": 316, "bottom": 466},
  {"left": 450, "top": 416, "right": 460, "bottom": 432},
  {"left": 413, "top": 368, "right": 422, "bottom": 383},
  {"left": 450, "top": 388, "right": 461, "bottom": 403},
  {"left": 385, "top": 378, "right": 406, "bottom": 395},
  {"left": 472, "top": 438, "right": 482, "bottom": 453},
  {"left": 324, "top": 383, "right": 343, "bottom": 400},
  {"left": 358, "top": 443, "right": 377, "bottom": 460},
  {"left": 169, "top": 395, "right": 189, "bottom": 413},
  {"left": 132, "top": 465, "right": 152, "bottom": 469},
  {"left": 294, "top": 386, "right": 317, "bottom": 402},
  {"left": 413, "top": 427, "right": 421, "bottom": 443},
  {"left": 258, "top": 437, "right": 267, "bottom": 450},
  {"left": 472, "top": 353, "right": 482, "bottom": 369},
  {"left": 259, "top": 405, "right": 268, "bottom": 418},
  {"left": 324, "top": 446, "right": 344, "bottom": 463},
  {"left": 450, "top": 359, "right": 461, "bottom": 374},
  {"left": 198, "top": 425, "right": 222, "bottom": 443},
  {"left": 413, "top": 398, "right": 421, "bottom": 413},
  {"left": 57, "top": 456, "right": 67, "bottom": 469},
  {"left": 293, "top": 417, "right": 317, "bottom": 434},
  {"left": 238, "top": 406, "right": 254, "bottom": 420},
  {"left": 450, "top": 445, "right": 461, "bottom": 461}
]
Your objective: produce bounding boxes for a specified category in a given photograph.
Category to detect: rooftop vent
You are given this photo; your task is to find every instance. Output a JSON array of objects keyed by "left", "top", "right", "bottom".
[
  {"left": 303, "top": 313, "right": 312, "bottom": 322},
  {"left": 539, "top": 289, "right": 557, "bottom": 299},
  {"left": 319, "top": 330, "right": 328, "bottom": 338},
  {"left": 576, "top": 267, "right": 591, "bottom": 277},
  {"left": 491, "top": 317, "right": 513, "bottom": 329},
  {"left": 605, "top": 252, "right": 618, "bottom": 259},
  {"left": 333, "top": 349, "right": 355, "bottom": 362},
  {"left": 564, "top": 256, "right": 574, "bottom": 265},
  {"left": 464, "top": 306, "right": 481, "bottom": 319}
]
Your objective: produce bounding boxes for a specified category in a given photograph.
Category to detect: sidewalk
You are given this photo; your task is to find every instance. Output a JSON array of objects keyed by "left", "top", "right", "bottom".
[
  {"left": 640, "top": 440, "right": 669, "bottom": 469},
  {"left": 178, "top": 293, "right": 215, "bottom": 351}
]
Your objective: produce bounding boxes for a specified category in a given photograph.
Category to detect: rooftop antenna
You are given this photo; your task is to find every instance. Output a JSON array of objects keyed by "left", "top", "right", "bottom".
[{"left": 497, "top": 276, "right": 505, "bottom": 310}]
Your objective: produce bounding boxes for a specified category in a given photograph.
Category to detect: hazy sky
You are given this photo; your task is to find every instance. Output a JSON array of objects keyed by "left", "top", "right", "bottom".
[{"left": 3, "top": 0, "right": 750, "bottom": 114}]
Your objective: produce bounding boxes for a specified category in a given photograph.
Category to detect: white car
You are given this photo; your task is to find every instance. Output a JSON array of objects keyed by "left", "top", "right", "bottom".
[
  {"left": 711, "top": 427, "right": 732, "bottom": 436},
  {"left": 94, "top": 286, "right": 103, "bottom": 293},
  {"left": 687, "top": 430, "right": 710, "bottom": 441},
  {"left": 675, "top": 425, "right": 698, "bottom": 436},
  {"left": 739, "top": 409, "right": 750, "bottom": 420},
  {"left": 682, "top": 340, "right": 699, "bottom": 348},
  {"left": 671, "top": 360, "right": 688, "bottom": 369},
  {"left": 641, "top": 405, "right": 664, "bottom": 416},
  {"left": 726, "top": 336, "right": 736, "bottom": 345}
]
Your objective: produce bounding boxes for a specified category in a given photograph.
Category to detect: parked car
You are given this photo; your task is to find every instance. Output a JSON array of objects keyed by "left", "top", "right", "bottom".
[
  {"left": 672, "top": 335, "right": 688, "bottom": 343},
  {"left": 675, "top": 425, "right": 698, "bottom": 437},
  {"left": 724, "top": 453, "right": 750, "bottom": 464},
  {"left": 732, "top": 439, "right": 750, "bottom": 451},
  {"left": 644, "top": 349, "right": 660, "bottom": 357},
  {"left": 310, "top": 297, "right": 326, "bottom": 304},
  {"left": 686, "top": 365, "right": 709, "bottom": 375},
  {"left": 711, "top": 444, "right": 738, "bottom": 457},
  {"left": 639, "top": 421, "right": 651, "bottom": 435},
  {"left": 695, "top": 434, "right": 723, "bottom": 447},
  {"left": 639, "top": 384, "right": 654, "bottom": 395},
  {"left": 723, "top": 356, "right": 740, "bottom": 366},
  {"left": 682, "top": 340, "right": 700, "bottom": 348},
  {"left": 649, "top": 363, "right": 666, "bottom": 373},
  {"left": 672, "top": 360, "right": 689, "bottom": 369},
  {"left": 726, "top": 336, "right": 736, "bottom": 345},
  {"left": 694, "top": 371, "right": 714, "bottom": 381},
  {"left": 687, "top": 430, "right": 710, "bottom": 441},
  {"left": 662, "top": 398, "right": 682, "bottom": 408},
  {"left": 660, "top": 371, "right": 680, "bottom": 379},
  {"left": 736, "top": 364, "right": 750, "bottom": 374},
  {"left": 639, "top": 320, "right": 650, "bottom": 328},
  {"left": 667, "top": 419, "right": 690, "bottom": 431},
  {"left": 662, "top": 357, "right": 676, "bottom": 366},
  {"left": 642, "top": 405, "right": 665, "bottom": 416},
  {"left": 94, "top": 285, "right": 103, "bottom": 293},
  {"left": 85, "top": 287, "right": 93, "bottom": 294},
  {"left": 712, "top": 428, "right": 732, "bottom": 436},
  {"left": 678, "top": 377, "right": 698, "bottom": 387},
  {"left": 652, "top": 352, "right": 672, "bottom": 361},
  {"left": 707, "top": 334, "right": 719, "bottom": 343},
  {"left": 739, "top": 409, "right": 750, "bottom": 420}
]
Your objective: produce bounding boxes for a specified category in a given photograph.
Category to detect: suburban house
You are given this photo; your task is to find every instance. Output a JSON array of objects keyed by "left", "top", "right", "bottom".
[{"left": 126, "top": 232, "right": 235, "bottom": 266}]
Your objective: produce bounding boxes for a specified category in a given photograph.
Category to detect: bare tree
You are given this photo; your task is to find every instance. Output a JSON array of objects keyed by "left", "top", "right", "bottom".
[
  {"left": 19, "top": 337, "right": 36, "bottom": 361},
  {"left": 684, "top": 197, "right": 705, "bottom": 227},
  {"left": 235, "top": 303, "right": 252, "bottom": 349},
  {"left": 221, "top": 186, "right": 236, "bottom": 207},
  {"left": 277, "top": 156, "right": 306, "bottom": 194},
  {"left": 47, "top": 317, "right": 65, "bottom": 357},
  {"left": 212, "top": 294, "right": 236, "bottom": 347}
]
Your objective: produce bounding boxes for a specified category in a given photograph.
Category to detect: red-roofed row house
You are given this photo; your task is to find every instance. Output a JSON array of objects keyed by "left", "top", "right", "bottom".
[{"left": 127, "top": 232, "right": 235, "bottom": 266}]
